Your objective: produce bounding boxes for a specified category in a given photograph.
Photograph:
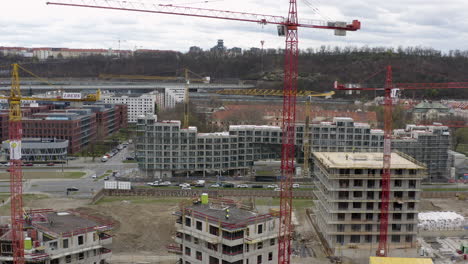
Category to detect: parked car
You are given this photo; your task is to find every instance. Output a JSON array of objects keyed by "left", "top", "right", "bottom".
[
  {"left": 66, "top": 187, "right": 79, "bottom": 192},
  {"left": 147, "top": 181, "right": 159, "bottom": 186},
  {"left": 47, "top": 163, "right": 55, "bottom": 166},
  {"left": 292, "top": 183, "right": 300, "bottom": 188},
  {"left": 236, "top": 184, "right": 249, "bottom": 188},
  {"left": 210, "top": 183, "right": 222, "bottom": 188},
  {"left": 104, "top": 176, "right": 110, "bottom": 181},
  {"left": 181, "top": 186, "right": 192, "bottom": 190},
  {"left": 267, "top": 184, "right": 278, "bottom": 189},
  {"left": 159, "top": 181, "right": 172, "bottom": 186},
  {"left": 24, "top": 163, "right": 33, "bottom": 167},
  {"left": 252, "top": 185, "right": 263, "bottom": 188},
  {"left": 223, "top": 183, "right": 235, "bottom": 188},
  {"left": 179, "top": 183, "right": 190, "bottom": 188},
  {"left": 91, "top": 174, "right": 97, "bottom": 179},
  {"left": 274, "top": 187, "right": 283, "bottom": 192}
]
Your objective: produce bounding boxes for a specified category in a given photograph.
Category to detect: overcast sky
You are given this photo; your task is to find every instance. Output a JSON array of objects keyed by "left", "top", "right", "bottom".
[{"left": 1, "top": 0, "right": 466, "bottom": 52}]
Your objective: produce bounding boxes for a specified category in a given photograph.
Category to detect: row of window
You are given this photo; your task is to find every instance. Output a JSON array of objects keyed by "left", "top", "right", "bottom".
[{"left": 336, "top": 234, "right": 413, "bottom": 244}]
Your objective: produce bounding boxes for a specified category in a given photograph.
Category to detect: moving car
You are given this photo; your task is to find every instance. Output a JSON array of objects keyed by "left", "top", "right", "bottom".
[
  {"left": 236, "top": 184, "right": 249, "bottom": 188},
  {"left": 210, "top": 183, "right": 222, "bottom": 188},
  {"left": 267, "top": 184, "right": 278, "bottom": 189},
  {"left": 159, "top": 181, "right": 171, "bottom": 186},
  {"left": 66, "top": 187, "right": 79, "bottom": 192}
]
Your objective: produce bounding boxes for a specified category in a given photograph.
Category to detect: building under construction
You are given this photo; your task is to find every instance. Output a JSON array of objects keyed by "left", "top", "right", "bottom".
[
  {"left": 312, "top": 152, "right": 426, "bottom": 259},
  {"left": 0, "top": 210, "right": 113, "bottom": 264},
  {"left": 174, "top": 196, "right": 279, "bottom": 264}
]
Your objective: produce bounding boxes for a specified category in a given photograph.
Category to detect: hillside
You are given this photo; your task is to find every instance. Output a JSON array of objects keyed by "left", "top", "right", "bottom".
[{"left": 2, "top": 46, "right": 468, "bottom": 99}]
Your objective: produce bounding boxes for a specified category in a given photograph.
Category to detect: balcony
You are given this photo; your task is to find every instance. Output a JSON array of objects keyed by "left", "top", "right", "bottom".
[
  {"left": 99, "top": 248, "right": 112, "bottom": 259},
  {"left": 99, "top": 233, "right": 113, "bottom": 246}
]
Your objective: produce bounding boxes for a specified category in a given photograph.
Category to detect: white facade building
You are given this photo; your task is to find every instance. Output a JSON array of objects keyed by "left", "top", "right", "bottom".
[
  {"left": 102, "top": 92, "right": 161, "bottom": 123},
  {"left": 165, "top": 87, "right": 186, "bottom": 109}
]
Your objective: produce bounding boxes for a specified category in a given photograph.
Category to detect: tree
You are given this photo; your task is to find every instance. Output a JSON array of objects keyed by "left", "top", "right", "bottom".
[{"left": 453, "top": 127, "right": 468, "bottom": 150}]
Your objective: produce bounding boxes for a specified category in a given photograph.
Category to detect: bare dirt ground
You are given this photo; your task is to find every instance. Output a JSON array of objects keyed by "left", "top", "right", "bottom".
[{"left": 420, "top": 198, "right": 468, "bottom": 216}]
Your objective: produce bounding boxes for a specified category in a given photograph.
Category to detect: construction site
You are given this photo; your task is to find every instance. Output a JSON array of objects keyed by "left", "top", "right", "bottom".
[{"left": 1, "top": 1, "right": 468, "bottom": 264}]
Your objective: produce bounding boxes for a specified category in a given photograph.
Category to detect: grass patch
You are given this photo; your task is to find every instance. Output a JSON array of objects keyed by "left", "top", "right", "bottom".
[
  {"left": 0, "top": 171, "right": 85, "bottom": 180},
  {"left": 106, "top": 170, "right": 113, "bottom": 173},
  {"left": 456, "top": 144, "right": 468, "bottom": 156},
  {"left": 95, "top": 196, "right": 185, "bottom": 205},
  {"left": 122, "top": 160, "right": 137, "bottom": 163},
  {"left": 0, "top": 194, "right": 49, "bottom": 215}
]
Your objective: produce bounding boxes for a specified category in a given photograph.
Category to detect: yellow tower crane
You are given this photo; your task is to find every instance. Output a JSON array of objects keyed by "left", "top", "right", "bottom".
[{"left": 6, "top": 63, "right": 100, "bottom": 264}]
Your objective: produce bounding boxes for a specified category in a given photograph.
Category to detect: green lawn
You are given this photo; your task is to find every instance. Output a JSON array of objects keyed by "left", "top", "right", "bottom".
[{"left": 0, "top": 171, "right": 86, "bottom": 180}]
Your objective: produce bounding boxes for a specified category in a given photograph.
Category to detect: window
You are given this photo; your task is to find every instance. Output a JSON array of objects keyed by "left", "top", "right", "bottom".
[
  {"left": 50, "top": 241, "right": 58, "bottom": 250},
  {"left": 366, "top": 203, "right": 373, "bottom": 210},
  {"left": 354, "top": 179, "right": 363, "bottom": 187},
  {"left": 257, "top": 255, "right": 262, "bottom": 264},
  {"left": 366, "top": 213, "right": 373, "bottom": 221},
  {"left": 196, "top": 251, "right": 202, "bottom": 261},
  {"left": 405, "top": 235, "right": 413, "bottom": 243},
  {"left": 351, "top": 213, "right": 361, "bottom": 220},
  {"left": 353, "top": 202, "right": 361, "bottom": 209},
  {"left": 336, "top": 235, "right": 344, "bottom": 244},
  {"left": 338, "top": 213, "right": 345, "bottom": 221},
  {"left": 392, "top": 224, "right": 401, "bottom": 231},
  {"left": 209, "top": 256, "right": 219, "bottom": 264},
  {"left": 351, "top": 224, "right": 360, "bottom": 231},
  {"left": 365, "top": 224, "right": 372, "bottom": 232},
  {"left": 407, "top": 213, "right": 415, "bottom": 220},
  {"left": 194, "top": 238, "right": 199, "bottom": 245},
  {"left": 185, "top": 246, "right": 191, "bottom": 256},
  {"left": 63, "top": 239, "right": 69, "bottom": 248},
  {"left": 268, "top": 252, "right": 273, "bottom": 261},
  {"left": 350, "top": 235, "right": 360, "bottom": 243},
  {"left": 365, "top": 235, "right": 372, "bottom": 243},
  {"left": 270, "top": 238, "right": 275, "bottom": 246},
  {"left": 391, "top": 235, "right": 400, "bottom": 243},
  {"left": 337, "top": 224, "right": 345, "bottom": 232},
  {"left": 65, "top": 255, "right": 72, "bottom": 263},
  {"left": 185, "top": 217, "right": 191, "bottom": 227},
  {"left": 78, "top": 252, "right": 84, "bottom": 260},
  {"left": 51, "top": 259, "right": 59, "bottom": 264},
  {"left": 257, "top": 224, "right": 263, "bottom": 234},
  {"left": 354, "top": 191, "right": 362, "bottom": 198},
  {"left": 256, "top": 241, "right": 263, "bottom": 250},
  {"left": 209, "top": 225, "right": 219, "bottom": 236},
  {"left": 185, "top": 234, "right": 192, "bottom": 242},
  {"left": 394, "top": 180, "right": 402, "bottom": 187},
  {"left": 196, "top": 221, "right": 202, "bottom": 231},
  {"left": 78, "top": 235, "right": 84, "bottom": 245}
]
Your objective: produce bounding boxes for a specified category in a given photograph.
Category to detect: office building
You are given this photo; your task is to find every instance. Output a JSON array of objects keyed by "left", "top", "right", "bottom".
[
  {"left": 2, "top": 138, "right": 68, "bottom": 162},
  {"left": 102, "top": 92, "right": 159, "bottom": 123}
]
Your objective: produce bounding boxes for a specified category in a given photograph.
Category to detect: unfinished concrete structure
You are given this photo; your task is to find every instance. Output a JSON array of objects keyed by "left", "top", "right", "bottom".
[
  {"left": 0, "top": 210, "right": 113, "bottom": 264},
  {"left": 174, "top": 197, "right": 279, "bottom": 264},
  {"left": 312, "top": 152, "right": 426, "bottom": 258}
]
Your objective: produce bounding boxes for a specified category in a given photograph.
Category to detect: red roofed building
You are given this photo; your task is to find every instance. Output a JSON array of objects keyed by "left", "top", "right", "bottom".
[{"left": 210, "top": 104, "right": 377, "bottom": 128}]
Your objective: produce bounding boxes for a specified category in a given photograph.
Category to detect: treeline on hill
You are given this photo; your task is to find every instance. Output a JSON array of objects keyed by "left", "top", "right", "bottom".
[{"left": 2, "top": 46, "right": 468, "bottom": 99}]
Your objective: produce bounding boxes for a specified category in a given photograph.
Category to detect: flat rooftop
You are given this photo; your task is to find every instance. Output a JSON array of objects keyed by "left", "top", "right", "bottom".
[
  {"left": 313, "top": 152, "right": 424, "bottom": 169},
  {"left": 185, "top": 204, "right": 272, "bottom": 230},
  {"left": 33, "top": 212, "right": 106, "bottom": 236}
]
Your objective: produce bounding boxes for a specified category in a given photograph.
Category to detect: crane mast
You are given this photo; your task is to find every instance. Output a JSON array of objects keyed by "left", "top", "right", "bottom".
[
  {"left": 278, "top": 1, "right": 299, "bottom": 262},
  {"left": 377, "top": 65, "right": 393, "bottom": 256}
]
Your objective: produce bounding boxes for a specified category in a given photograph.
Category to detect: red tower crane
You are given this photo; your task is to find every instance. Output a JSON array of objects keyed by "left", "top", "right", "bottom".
[
  {"left": 47, "top": 1, "right": 360, "bottom": 263},
  {"left": 334, "top": 65, "right": 468, "bottom": 256}
]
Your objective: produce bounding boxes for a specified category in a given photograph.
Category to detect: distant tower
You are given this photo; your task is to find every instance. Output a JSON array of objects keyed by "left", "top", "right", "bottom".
[{"left": 217, "top": 39, "right": 224, "bottom": 50}]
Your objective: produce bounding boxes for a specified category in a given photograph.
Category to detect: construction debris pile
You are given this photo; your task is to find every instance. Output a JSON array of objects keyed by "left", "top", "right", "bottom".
[{"left": 418, "top": 211, "right": 466, "bottom": 230}]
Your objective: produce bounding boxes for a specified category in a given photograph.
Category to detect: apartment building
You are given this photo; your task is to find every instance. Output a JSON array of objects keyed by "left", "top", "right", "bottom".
[
  {"left": 0, "top": 210, "right": 113, "bottom": 264},
  {"left": 82, "top": 103, "right": 128, "bottom": 139},
  {"left": 174, "top": 197, "right": 279, "bottom": 264},
  {"left": 137, "top": 115, "right": 450, "bottom": 180},
  {"left": 312, "top": 152, "right": 426, "bottom": 259},
  {"left": 165, "top": 88, "right": 186, "bottom": 110},
  {"left": 102, "top": 92, "right": 160, "bottom": 123}
]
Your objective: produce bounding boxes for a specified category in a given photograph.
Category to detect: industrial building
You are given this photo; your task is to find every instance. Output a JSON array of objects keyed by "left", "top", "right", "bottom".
[
  {"left": 174, "top": 196, "right": 279, "bottom": 264},
  {"left": 0, "top": 210, "right": 113, "bottom": 264},
  {"left": 1, "top": 138, "right": 68, "bottom": 162},
  {"left": 137, "top": 115, "right": 450, "bottom": 180},
  {"left": 312, "top": 152, "right": 425, "bottom": 259},
  {"left": 102, "top": 92, "right": 161, "bottom": 123}
]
